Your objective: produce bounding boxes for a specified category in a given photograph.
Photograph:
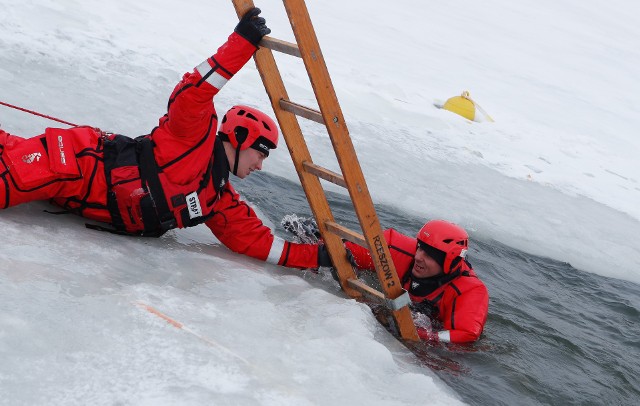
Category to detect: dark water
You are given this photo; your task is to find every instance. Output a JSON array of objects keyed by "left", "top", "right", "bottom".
[{"left": 236, "top": 171, "right": 640, "bottom": 406}]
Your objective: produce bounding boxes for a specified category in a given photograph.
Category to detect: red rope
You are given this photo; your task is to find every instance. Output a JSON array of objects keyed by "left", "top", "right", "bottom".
[{"left": 0, "top": 100, "right": 79, "bottom": 127}]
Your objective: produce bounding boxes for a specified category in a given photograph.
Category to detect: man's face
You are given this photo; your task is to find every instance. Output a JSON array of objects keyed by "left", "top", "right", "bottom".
[
  {"left": 234, "top": 148, "right": 267, "bottom": 179},
  {"left": 411, "top": 246, "right": 444, "bottom": 278}
]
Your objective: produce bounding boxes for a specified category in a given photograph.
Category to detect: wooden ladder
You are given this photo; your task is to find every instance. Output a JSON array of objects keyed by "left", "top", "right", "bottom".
[{"left": 232, "top": 0, "right": 418, "bottom": 341}]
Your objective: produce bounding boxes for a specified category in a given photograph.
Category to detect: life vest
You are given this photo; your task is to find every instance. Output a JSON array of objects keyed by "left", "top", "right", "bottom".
[
  {"left": 100, "top": 134, "right": 229, "bottom": 236},
  {"left": 401, "top": 258, "right": 476, "bottom": 311},
  {"left": 403, "top": 258, "right": 488, "bottom": 341}
]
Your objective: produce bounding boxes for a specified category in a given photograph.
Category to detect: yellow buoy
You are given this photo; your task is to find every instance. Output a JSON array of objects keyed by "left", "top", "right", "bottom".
[
  {"left": 441, "top": 91, "right": 494, "bottom": 122},
  {"left": 443, "top": 90, "right": 476, "bottom": 121}
]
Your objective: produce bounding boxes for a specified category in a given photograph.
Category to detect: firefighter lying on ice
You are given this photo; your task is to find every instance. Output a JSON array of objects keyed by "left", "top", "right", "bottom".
[{"left": 0, "top": 8, "right": 321, "bottom": 270}]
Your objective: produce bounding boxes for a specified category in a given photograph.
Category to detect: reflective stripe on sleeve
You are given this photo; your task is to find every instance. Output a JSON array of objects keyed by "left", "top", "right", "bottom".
[
  {"left": 437, "top": 330, "right": 451, "bottom": 343},
  {"left": 195, "top": 60, "right": 229, "bottom": 89},
  {"left": 266, "top": 236, "right": 286, "bottom": 265}
]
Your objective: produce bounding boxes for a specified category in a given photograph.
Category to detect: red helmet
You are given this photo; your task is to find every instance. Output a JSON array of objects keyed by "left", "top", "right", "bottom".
[
  {"left": 218, "top": 105, "right": 278, "bottom": 156},
  {"left": 416, "top": 220, "right": 468, "bottom": 274}
]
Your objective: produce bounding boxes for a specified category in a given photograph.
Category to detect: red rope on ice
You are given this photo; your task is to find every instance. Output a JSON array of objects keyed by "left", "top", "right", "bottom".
[{"left": 0, "top": 100, "right": 78, "bottom": 127}]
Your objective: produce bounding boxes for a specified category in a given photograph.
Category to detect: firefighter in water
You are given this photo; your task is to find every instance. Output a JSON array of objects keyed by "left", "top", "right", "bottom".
[
  {"left": 319, "top": 220, "right": 489, "bottom": 344},
  {"left": 0, "top": 8, "right": 319, "bottom": 269}
]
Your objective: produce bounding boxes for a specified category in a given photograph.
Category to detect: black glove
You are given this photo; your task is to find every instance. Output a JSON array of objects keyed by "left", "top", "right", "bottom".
[
  {"left": 317, "top": 244, "right": 333, "bottom": 267},
  {"left": 317, "top": 244, "right": 357, "bottom": 268},
  {"left": 235, "top": 7, "right": 271, "bottom": 47}
]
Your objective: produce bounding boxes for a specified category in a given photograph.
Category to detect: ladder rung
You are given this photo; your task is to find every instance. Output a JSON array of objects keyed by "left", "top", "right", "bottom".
[
  {"left": 303, "top": 162, "right": 346, "bottom": 188},
  {"left": 260, "top": 36, "right": 301, "bottom": 58},
  {"left": 347, "top": 279, "right": 411, "bottom": 311},
  {"left": 347, "top": 279, "right": 385, "bottom": 301},
  {"left": 279, "top": 99, "right": 324, "bottom": 124},
  {"left": 325, "top": 221, "right": 366, "bottom": 246}
]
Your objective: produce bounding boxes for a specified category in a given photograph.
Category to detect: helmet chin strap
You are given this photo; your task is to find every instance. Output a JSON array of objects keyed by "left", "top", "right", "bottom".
[
  {"left": 232, "top": 146, "right": 241, "bottom": 176},
  {"left": 232, "top": 135, "right": 246, "bottom": 176}
]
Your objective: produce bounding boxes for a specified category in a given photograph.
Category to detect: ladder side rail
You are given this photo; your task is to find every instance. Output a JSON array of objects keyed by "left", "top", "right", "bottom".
[
  {"left": 282, "top": 0, "right": 391, "bottom": 270},
  {"left": 232, "top": 0, "right": 360, "bottom": 298},
  {"left": 281, "top": 0, "right": 418, "bottom": 340}
]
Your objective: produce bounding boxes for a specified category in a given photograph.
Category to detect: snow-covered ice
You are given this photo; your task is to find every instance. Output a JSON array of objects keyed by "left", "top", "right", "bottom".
[{"left": 2, "top": 0, "right": 639, "bottom": 404}]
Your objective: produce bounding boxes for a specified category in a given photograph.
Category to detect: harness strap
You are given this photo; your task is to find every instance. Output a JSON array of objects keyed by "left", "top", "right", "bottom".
[
  {"left": 102, "top": 137, "right": 128, "bottom": 232},
  {"left": 136, "top": 137, "right": 177, "bottom": 234}
]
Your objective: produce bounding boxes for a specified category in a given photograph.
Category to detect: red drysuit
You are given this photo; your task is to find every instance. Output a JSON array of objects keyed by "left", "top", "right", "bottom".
[
  {"left": 0, "top": 31, "right": 318, "bottom": 270},
  {"left": 346, "top": 229, "right": 489, "bottom": 343}
]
